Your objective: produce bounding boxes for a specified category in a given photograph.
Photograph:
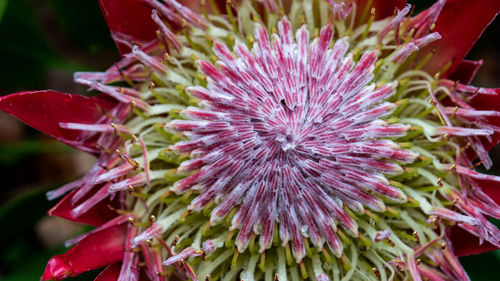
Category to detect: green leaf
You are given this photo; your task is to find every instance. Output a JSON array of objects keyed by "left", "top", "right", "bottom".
[
  {"left": 0, "top": 0, "right": 59, "bottom": 92},
  {"left": 0, "top": 184, "right": 55, "bottom": 240},
  {"left": 0, "top": 184, "right": 99, "bottom": 280},
  {"left": 0, "top": 0, "right": 7, "bottom": 22},
  {"left": 0, "top": 140, "right": 72, "bottom": 164},
  {"left": 47, "top": 0, "right": 116, "bottom": 53}
]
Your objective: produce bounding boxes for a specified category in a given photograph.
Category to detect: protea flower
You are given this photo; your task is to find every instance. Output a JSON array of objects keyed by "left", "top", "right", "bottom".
[{"left": 1, "top": 0, "right": 499, "bottom": 280}]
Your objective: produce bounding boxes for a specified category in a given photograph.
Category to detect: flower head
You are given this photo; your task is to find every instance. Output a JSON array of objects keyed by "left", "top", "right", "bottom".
[{"left": 1, "top": 0, "right": 500, "bottom": 281}]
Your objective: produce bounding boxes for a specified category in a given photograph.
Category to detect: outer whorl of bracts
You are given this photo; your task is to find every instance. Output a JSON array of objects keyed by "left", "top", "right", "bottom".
[{"left": 4, "top": 1, "right": 494, "bottom": 281}]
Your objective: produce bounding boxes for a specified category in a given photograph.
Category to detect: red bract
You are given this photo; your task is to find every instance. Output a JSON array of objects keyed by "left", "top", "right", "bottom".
[
  {"left": 99, "top": 0, "right": 214, "bottom": 55},
  {"left": 41, "top": 223, "right": 127, "bottom": 280},
  {"left": 0, "top": 90, "right": 116, "bottom": 154},
  {"left": 425, "top": 1, "right": 500, "bottom": 257},
  {"left": 99, "top": 0, "right": 158, "bottom": 54},
  {"left": 471, "top": 178, "right": 500, "bottom": 206},
  {"left": 448, "top": 59, "right": 483, "bottom": 85},
  {"left": 449, "top": 226, "right": 499, "bottom": 256},
  {"left": 47, "top": 186, "right": 119, "bottom": 227},
  {"left": 94, "top": 263, "right": 123, "bottom": 281},
  {"left": 422, "top": 0, "right": 500, "bottom": 77}
]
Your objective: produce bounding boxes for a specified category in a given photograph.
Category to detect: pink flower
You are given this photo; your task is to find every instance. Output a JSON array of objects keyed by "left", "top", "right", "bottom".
[{"left": 1, "top": 0, "right": 499, "bottom": 280}]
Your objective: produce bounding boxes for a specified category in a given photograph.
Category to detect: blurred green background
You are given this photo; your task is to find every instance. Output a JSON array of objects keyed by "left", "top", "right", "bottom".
[{"left": 0, "top": 0, "right": 499, "bottom": 280}]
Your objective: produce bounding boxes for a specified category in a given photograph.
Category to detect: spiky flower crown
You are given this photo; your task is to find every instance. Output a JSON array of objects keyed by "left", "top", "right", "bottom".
[{"left": 46, "top": 0, "right": 500, "bottom": 280}]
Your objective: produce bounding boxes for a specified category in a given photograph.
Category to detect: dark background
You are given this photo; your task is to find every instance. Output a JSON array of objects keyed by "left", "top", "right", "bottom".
[{"left": 0, "top": 0, "right": 498, "bottom": 280}]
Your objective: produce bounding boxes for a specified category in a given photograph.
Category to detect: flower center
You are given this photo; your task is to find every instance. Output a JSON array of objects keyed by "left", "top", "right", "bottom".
[
  {"left": 167, "top": 18, "right": 416, "bottom": 261},
  {"left": 276, "top": 131, "right": 298, "bottom": 152}
]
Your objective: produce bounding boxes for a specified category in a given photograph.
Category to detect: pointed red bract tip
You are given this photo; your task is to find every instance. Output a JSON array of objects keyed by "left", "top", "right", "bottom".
[
  {"left": 48, "top": 187, "right": 119, "bottom": 227},
  {"left": 448, "top": 59, "right": 483, "bottom": 85},
  {"left": 41, "top": 256, "right": 72, "bottom": 281},
  {"left": 41, "top": 223, "right": 127, "bottom": 280},
  {"left": 422, "top": 0, "right": 500, "bottom": 77},
  {"left": 94, "top": 263, "right": 122, "bottom": 281},
  {"left": 98, "top": 0, "right": 158, "bottom": 55},
  {"left": 98, "top": 0, "right": 212, "bottom": 55},
  {"left": 0, "top": 90, "right": 116, "bottom": 154},
  {"left": 472, "top": 177, "right": 500, "bottom": 207},
  {"left": 449, "top": 225, "right": 499, "bottom": 256}
]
